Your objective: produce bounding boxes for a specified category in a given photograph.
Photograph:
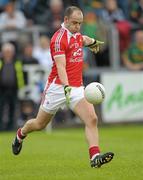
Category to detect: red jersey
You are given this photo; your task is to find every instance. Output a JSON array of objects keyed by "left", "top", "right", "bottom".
[{"left": 48, "top": 24, "right": 84, "bottom": 87}]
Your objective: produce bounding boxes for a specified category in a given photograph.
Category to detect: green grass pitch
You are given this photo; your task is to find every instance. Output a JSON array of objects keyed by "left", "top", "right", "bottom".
[{"left": 0, "top": 124, "right": 143, "bottom": 180}]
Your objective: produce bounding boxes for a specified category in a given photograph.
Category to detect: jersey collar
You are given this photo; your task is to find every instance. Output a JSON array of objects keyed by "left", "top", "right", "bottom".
[{"left": 61, "top": 23, "right": 77, "bottom": 38}]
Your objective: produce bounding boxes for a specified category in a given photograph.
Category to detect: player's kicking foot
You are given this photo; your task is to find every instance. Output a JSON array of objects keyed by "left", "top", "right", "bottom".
[
  {"left": 90, "top": 152, "right": 114, "bottom": 168},
  {"left": 12, "top": 136, "right": 23, "bottom": 155}
]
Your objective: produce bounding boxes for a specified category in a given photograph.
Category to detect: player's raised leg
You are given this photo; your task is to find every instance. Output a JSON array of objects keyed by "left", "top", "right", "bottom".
[
  {"left": 73, "top": 98, "right": 114, "bottom": 168},
  {"left": 12, "top": 108, "right": 54, "bottom": 155}
]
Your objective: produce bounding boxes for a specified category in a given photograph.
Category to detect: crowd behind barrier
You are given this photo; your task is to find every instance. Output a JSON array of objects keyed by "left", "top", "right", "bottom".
[{"left": 0, "top": 0, "right": 143, "bottom": 131}]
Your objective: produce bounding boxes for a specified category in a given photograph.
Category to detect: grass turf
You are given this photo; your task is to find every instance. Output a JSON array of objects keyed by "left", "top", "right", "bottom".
[{"left": 0, "top": 124, "right": 143, "bottom": 180}]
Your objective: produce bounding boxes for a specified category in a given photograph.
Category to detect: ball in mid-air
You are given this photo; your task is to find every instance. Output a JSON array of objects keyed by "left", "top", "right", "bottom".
[{"left": 84, "top": 82, "right": 105, "bottom": 104}]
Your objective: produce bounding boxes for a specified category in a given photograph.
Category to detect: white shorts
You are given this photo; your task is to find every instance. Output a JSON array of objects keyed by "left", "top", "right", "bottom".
[{"left": 40, "top": 82, "right": 84, "bottom": 114}]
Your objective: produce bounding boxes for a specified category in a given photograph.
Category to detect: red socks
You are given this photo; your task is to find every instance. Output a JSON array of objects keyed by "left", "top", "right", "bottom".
[
  {"left": 89, "top": 146, "right": 100, "bottom": 159},
  {"left": 17, "top": 128, "right": 26, "bottom": 141}
]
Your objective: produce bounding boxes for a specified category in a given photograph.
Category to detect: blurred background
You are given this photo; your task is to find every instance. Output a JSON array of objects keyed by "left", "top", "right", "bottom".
[{"left": 0, "top": 0, "right": 143, "bottom": 131}]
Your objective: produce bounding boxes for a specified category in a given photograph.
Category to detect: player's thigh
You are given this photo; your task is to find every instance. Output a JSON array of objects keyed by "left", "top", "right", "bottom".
[
  {"left": 73, "top": 98, "right": 98, "bottom": 125},
  {"left": 36, "top": 108, "right": 54, "bottom": 126}
]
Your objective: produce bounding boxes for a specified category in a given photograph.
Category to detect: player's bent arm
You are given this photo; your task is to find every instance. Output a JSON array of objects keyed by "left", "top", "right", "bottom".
[
  {"left": 82, "top": 35, "right": 104, "bottom": 53},
  {"left": 54, "top": 55, "right": 69, "bottom": 86},
  {"left": 82, "top": 35, "right": 94, "bottom": 46}
]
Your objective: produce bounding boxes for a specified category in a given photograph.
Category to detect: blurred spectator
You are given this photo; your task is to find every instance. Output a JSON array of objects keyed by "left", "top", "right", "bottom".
[
  {"left": 122, "top": 30, "right": 143, "bottom": 71},
  {"left": 18, "top": 64, "right": 47, "bottom": 126},
  {"left": 0, "top": 1, "right": 27, "bottom": 46},
  {"left": 82, "top": 11, "right": 109, "bottom": 66},
  {"left": 33, "top": 35, "right": 53, "bottom": 70},
  {"left": 78, "top": 0, "right": 103, "bottom": 16},
  {"left": 21, "top": 43, "right": 39, "bottom": 85},
  {"left": 101, "top": 0, "right": 131, "bottom": 52},
  {"left": 0, "top": 0, "right": 9, "bottom": 13},
  {"left": 117, "top": 0, "right": 129, "bottom": 19},
  {"left": 78, "top": 0, "right": 91, "bottom": 11},
  {"left": 129, "top": 0, "right": 143, "bottom": 28},
  {"left": 19, "top": 99, "right": 37, "bottom": 126},
  {"left": 33, "top": 0, "right": 49, "bottom": 21},
  {"left": 35, "top": 0, "right": 64, "bottom": 37},
  {"left": 48, "top": 0, "right": 64, "bottom": 34},
  {"left": 0, "top": 42, "right": 25, "bottom": 131},
  {"left": 16, "top": 0, "right": 38, "bottom": 25},
  {"left": 101, "top": 0, "right": 125, "bottom": 22},
  {"left": 22, "top": 43, "right": 39, "bottom": 65}
]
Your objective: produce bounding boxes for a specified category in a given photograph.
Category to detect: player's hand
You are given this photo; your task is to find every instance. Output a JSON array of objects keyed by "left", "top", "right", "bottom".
[
  {"left": 87, "top": 40, "right": 104, "bottom": 53},
  {"left": 64, "top": 85, "right": 72, "bottom": 105}
]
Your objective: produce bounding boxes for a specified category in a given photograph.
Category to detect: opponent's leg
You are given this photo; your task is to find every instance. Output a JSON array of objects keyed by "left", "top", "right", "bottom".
[
  {"left": 73, "top": 98, "right": 114, "bottom": 168},
  {"left": 12, "top": 108, "right": 54, "bottom": 155}
]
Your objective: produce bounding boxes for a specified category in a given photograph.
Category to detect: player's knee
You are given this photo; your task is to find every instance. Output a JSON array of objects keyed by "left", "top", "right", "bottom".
[{"left": 88, "top": 114, "right": 98, "bottom": 127}]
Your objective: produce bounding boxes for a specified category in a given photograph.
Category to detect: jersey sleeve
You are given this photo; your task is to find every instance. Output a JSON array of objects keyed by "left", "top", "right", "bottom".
[{"left": 51, "top": 33, "right": 66, "bottom": 58}]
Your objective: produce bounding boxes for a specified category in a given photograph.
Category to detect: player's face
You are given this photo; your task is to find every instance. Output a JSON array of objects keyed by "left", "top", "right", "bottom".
[{"left": 64, "top": 10, "right": 83, "bottom": 34}]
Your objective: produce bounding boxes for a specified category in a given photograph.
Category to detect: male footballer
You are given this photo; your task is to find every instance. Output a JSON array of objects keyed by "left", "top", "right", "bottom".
[{"left": 12, "top": 6, "right": 114, "bottom": 168}]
